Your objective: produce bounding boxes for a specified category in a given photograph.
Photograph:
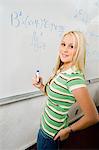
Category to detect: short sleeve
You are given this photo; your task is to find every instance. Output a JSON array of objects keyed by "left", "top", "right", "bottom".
[{"left": 67, "top": 73, "right": 86, "bottom": 92}]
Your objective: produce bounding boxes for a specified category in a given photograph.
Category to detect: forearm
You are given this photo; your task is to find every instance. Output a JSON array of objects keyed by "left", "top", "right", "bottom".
[
  {"left": 39, "top": 84, "right": 45, "bottom": 93},
  {"left": 69, "top": 115, "right": 99, "bottom": 132},
  {"left": 70, "top": 88, "right": 99, "bottom": 133}
]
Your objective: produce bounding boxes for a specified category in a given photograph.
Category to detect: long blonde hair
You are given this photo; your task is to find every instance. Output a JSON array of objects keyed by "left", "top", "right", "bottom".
[{"left": 44, "top": 30, "right": 86, "bottom": 93}]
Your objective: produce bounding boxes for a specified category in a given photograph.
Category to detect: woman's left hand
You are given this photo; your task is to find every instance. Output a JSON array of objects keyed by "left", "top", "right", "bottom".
[{"left": 54, "top": 127, "right": 70, "bottom": 141}]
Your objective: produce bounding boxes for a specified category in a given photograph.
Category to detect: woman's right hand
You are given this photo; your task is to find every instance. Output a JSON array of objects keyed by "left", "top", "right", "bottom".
[{"left": 32, "top": 75, "right": 44, "bottom": 89}]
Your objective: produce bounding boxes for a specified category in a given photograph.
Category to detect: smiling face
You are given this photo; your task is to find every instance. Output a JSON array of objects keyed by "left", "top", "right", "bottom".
[{"left": 59, "top": 33, "right": 78, "bottom": 66}]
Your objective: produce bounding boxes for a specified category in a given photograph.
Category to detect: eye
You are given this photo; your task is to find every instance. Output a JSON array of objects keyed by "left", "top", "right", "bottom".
[
  {"left": 61, "top": 43, "right": 66, "bottom": 46},
  {"left": 71, "top": 45, "right": 74, "bottom": 48}
]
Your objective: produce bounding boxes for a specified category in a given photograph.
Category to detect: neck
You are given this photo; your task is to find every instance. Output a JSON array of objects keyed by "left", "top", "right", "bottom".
[{"left": 62, "top": 62, "right": 74, "bottom": 70}]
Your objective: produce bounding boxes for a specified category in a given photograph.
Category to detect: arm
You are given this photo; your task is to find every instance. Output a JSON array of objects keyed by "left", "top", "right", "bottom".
[
  {"left": 54, "top": 87, "right": 99, "bottom": 141},
  {"left": 38, "top": 83, "right": 45, "bottom": 93},
  {"left": 69, "top": 87, "right": 99, "bottom": 132}
]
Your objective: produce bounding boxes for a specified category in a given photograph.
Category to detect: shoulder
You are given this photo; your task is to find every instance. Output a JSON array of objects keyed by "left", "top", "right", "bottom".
[
  {"left": 62, "top": 69, "right": 86, "bottom": 92},
  {"left": 68, "top": 71, "right": 85, "bottom": 81},
  {"left": 62, "top": 68, "right": 85, "bottom": 81}
]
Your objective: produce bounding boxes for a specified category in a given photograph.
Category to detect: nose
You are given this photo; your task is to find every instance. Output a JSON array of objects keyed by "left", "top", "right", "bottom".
[{"left": 63, "top": 46, "right": 68, "bottom": 53}]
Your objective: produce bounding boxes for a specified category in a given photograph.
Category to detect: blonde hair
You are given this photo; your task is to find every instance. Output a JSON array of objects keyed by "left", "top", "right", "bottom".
[{"left": 44, "top": 30, "right": 86, "bottom": 93}]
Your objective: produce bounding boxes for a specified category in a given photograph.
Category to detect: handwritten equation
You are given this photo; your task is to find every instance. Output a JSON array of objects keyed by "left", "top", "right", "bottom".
[
  {"left": 11, "top": 11, "right": 66, "bottom": 33},
  {"left": 10, "top": 10, "right": 99, "bottom": 57},
  {"left": 10, "top": 10, "right": 67, "bottom": 51}
]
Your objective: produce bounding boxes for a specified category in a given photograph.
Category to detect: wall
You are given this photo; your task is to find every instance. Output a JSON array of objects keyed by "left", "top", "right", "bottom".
[{"left": 0, "top": 96, "right": 46, "bottom": 150}]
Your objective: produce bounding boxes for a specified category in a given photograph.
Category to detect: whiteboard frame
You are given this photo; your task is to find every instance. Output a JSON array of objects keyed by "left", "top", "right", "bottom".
[{"left": 0, "top": 78, "right": 99, "bottom": 106}]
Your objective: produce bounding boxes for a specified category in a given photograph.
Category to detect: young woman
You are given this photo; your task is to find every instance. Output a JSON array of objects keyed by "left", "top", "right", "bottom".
[{"left": 32, "top": 31, "right": 99, "bottom": 150}]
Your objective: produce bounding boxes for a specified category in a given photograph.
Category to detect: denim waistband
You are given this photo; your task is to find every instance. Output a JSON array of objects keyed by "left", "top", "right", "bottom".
[
  {"left": 39, "top": 128, "right": 60, "bottom": 143},
  {"left": 39, "top": 128, "right": 53, "bottom": 140}
]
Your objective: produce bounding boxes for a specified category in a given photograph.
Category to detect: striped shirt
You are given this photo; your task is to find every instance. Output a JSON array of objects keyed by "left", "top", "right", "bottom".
[{"left": 40, "top": 66, "right": 86, "bottom": 138}]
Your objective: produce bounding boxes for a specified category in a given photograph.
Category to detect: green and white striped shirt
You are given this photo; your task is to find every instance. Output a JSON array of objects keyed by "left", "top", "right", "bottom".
[{"left": 40, "top": 66, "right": 86, "bottom": 138}]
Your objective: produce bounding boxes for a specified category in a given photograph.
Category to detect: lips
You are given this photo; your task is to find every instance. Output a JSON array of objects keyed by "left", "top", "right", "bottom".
[{"left": 61, "top": 53, "right": 69, "bottom": 58}]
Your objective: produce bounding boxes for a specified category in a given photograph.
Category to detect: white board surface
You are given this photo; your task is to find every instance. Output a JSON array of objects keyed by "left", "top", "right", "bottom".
[{"left": 0, "top": 0, "right": 99, "bottom": 99}]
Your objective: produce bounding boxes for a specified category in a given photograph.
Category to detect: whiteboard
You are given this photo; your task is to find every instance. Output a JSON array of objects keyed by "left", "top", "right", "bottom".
[{"left": 0, "top": 0, "right": 99, "bottom": 99}]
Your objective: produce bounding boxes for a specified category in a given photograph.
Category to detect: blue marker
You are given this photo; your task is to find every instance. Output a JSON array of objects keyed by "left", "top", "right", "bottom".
[{"left": 36, "top": 70, "right": 40, "bottom": 82}]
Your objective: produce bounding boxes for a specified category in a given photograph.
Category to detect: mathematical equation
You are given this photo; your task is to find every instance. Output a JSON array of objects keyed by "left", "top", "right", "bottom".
[{"left": 10, "top": 10, "right": 99, "bottom": 56}]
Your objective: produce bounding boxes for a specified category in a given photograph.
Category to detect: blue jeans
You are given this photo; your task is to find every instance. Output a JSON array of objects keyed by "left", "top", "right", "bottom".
[{"left": 37, "top": 129, "right": 59, "bottom": 150}]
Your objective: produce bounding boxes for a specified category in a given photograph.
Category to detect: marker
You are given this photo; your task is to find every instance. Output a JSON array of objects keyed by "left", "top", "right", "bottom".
[{"left": 36, "top": 70, "right": 40, "bottom": 83}]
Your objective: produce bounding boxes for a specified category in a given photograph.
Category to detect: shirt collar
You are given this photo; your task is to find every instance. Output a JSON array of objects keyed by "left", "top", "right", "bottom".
[{"left": 61, "top": 66, "right": 77, "bottom": 74}]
